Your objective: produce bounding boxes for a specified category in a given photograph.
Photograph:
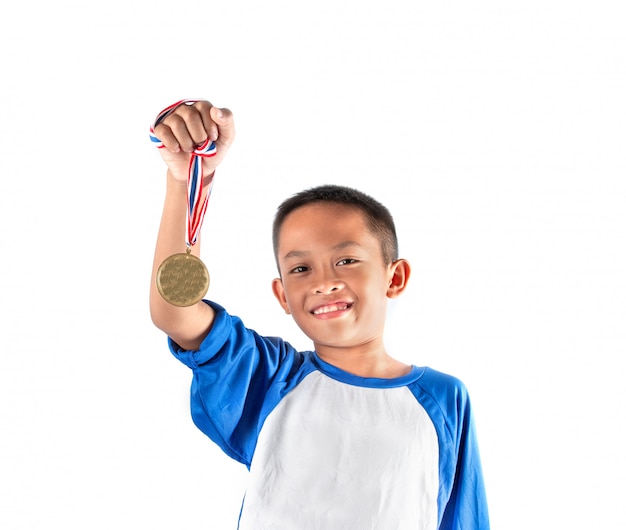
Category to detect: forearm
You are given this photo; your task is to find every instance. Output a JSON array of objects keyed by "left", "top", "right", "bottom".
[{"left": 150, "top": 170, "right": 215, "bottom": 349}]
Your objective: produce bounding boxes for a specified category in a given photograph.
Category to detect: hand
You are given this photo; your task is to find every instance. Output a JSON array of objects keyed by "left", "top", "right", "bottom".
[{"left": 153, "top": 100, "right": 235, "bottom": 182}]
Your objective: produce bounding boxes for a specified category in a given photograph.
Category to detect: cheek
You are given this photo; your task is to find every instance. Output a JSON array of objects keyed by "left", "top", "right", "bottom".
[
  {"left": 280, "top": 291, "right": 294, "bottom": 314},
  {"left": 361, "top": 270, "right": 389, "bottom": 294},
  {"left": 281, "top": 284, "right": 303, "bottom": 314}
]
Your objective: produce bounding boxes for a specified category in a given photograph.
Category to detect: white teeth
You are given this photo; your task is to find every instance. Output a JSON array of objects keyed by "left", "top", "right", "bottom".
[{"left": 313, "top": 303, "right": 349, "bottom": 315}]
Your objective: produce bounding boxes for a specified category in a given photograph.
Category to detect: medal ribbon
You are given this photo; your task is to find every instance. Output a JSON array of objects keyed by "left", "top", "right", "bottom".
[{"left": 150, "top": 99, "right": 217, "bottom": 248}]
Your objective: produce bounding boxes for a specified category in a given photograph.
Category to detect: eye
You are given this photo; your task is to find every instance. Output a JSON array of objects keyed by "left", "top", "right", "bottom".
[
  {"left": 290, "top": 265, "right": 310, "bottom": 274},
  {"left": 337, "top": 258, "right": 358, "bottom": 266}
]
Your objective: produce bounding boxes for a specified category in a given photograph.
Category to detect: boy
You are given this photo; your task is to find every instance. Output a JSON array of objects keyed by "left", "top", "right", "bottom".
[{"left": 150, "top": 100, "right": 489, "bottom": 529}]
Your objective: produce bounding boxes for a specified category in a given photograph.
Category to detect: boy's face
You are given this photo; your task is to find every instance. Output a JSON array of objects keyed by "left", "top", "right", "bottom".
[{"left": 272, "top": 202, "right": 409, "bottom": 357}]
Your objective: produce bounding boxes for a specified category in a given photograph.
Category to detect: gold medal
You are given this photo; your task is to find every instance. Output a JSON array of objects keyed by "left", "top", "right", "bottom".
[{"left": 156, "top": 250, "right": 210, "bottom": 307}]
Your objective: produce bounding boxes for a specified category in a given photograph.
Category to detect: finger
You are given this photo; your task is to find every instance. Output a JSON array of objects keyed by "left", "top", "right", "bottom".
[
  {"left": 210, "top": 107, "right": 235, "bottom": 148},
  {"left": 194, "top": 101, "right": 219, "bottom": 142},
  {"left": 161, "top": 113, "right": 197, "bottom": 153},
  {"left": 174, "top": 103, "right": 212, "bottom": 147},
  {"left": 153, "top": 123, "right": 181, "bottom": 153}
]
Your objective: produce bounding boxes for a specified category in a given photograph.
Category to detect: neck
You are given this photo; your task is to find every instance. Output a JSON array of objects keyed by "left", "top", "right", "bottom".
[{"left": 315, "top": 342, "right": 411, "bottom": 379}]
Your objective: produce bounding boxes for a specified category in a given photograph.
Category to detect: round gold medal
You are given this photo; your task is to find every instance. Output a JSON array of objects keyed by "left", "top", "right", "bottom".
[{"left": 156, "top": 252, "right": 210, "bottom": 307}]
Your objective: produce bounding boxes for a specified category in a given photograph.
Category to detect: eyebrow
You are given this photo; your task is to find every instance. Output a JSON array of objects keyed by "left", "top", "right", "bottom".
[{"left": 282, "top": 241, "right": 362, "bottom": 261}]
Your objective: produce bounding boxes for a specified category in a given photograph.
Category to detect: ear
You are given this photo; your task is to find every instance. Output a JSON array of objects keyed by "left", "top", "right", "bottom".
[
  {"left": 272, "top": 277, "right": 291, "bottom": 314},
  {"left": 386, "top": 259, "right": 411, "bottom": 299}
]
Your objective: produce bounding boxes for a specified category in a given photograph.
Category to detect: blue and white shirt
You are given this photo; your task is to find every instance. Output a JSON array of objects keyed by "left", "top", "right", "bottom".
[{"left": 170, "top": 302, "right": 489, "bottom": 529}]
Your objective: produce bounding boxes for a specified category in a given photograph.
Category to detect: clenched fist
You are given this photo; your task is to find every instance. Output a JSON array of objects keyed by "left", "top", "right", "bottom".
[{"left": 153, "top": 100, "right": 235, "bottom": 182}]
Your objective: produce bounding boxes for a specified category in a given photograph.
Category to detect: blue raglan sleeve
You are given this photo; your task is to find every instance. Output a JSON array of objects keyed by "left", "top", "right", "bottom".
[
  {"left": 168, "top": 301, "right": 304, "bottom": 467},
  {"left": 412, "top": 370, "right": 490, "bottom": 529},
  {"left": 439, "top": 381, "right": 490, "bottom": 529}
]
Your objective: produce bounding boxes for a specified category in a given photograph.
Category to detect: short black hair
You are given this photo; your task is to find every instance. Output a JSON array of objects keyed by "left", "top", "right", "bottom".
[{"left": 272, "top": 184, "right": 399, "bottom": 267}]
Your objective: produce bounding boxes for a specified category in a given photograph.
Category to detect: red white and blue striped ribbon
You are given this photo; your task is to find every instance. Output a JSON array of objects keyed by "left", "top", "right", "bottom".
[{"left": 150, "top": 99, "right": 217, "bottom": 248}]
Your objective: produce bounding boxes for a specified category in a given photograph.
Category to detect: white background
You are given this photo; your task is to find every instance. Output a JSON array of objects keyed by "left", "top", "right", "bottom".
[{"left": 1, "top": 1, "right": 624, "bottom": 528}]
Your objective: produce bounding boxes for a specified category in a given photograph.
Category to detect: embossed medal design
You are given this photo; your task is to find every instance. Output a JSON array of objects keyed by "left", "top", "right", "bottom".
[{"left": 156, "top": 250, "right": 210, "bottom": 307}]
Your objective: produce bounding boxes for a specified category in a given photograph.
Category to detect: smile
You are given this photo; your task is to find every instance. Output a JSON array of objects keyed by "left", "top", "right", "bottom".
[{"left": 311, "top": 302, "right": 353, "bottom": 315}]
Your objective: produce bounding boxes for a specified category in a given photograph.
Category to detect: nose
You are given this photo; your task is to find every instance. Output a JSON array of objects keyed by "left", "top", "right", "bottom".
[{"left": 312, "top": 269, "right": 344, "bottom": 295}]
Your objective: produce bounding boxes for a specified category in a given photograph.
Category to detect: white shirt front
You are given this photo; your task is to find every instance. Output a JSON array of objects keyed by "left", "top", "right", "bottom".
[{"left": 238, "top": 371, "right": 439, "bottom": 530}]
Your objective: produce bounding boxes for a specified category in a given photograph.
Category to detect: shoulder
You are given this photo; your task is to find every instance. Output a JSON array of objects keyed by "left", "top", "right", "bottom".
[
  {"left": 416, "top": 366, "right": 467, "bottom": 395},
  {"left": 408, "top": 367, "right": 473, "bottom": 438},
  {"left": 413, "top": 367, "right": 469, "bottom": 402}
]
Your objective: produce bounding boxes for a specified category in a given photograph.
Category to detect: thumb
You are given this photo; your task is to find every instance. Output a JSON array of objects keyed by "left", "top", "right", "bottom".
[{"left": 210, "top": 106, "right": 235, "bottom": 146}]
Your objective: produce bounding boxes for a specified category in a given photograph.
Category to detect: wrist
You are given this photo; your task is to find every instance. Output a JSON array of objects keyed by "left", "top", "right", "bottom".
[
  {"left": 167, "top": 169, "right": 215, "bottom": 189},
  {"left": 202, "top": 171, "right": 216, "bottom": 188},
  {"left": 166, "top": 170, "right": 189, "bottom": 195}
]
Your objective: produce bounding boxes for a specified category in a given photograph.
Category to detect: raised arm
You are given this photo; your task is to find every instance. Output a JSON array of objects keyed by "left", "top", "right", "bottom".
[{"left": 149, "top": 101, "right": 235, "bottom": 350}]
